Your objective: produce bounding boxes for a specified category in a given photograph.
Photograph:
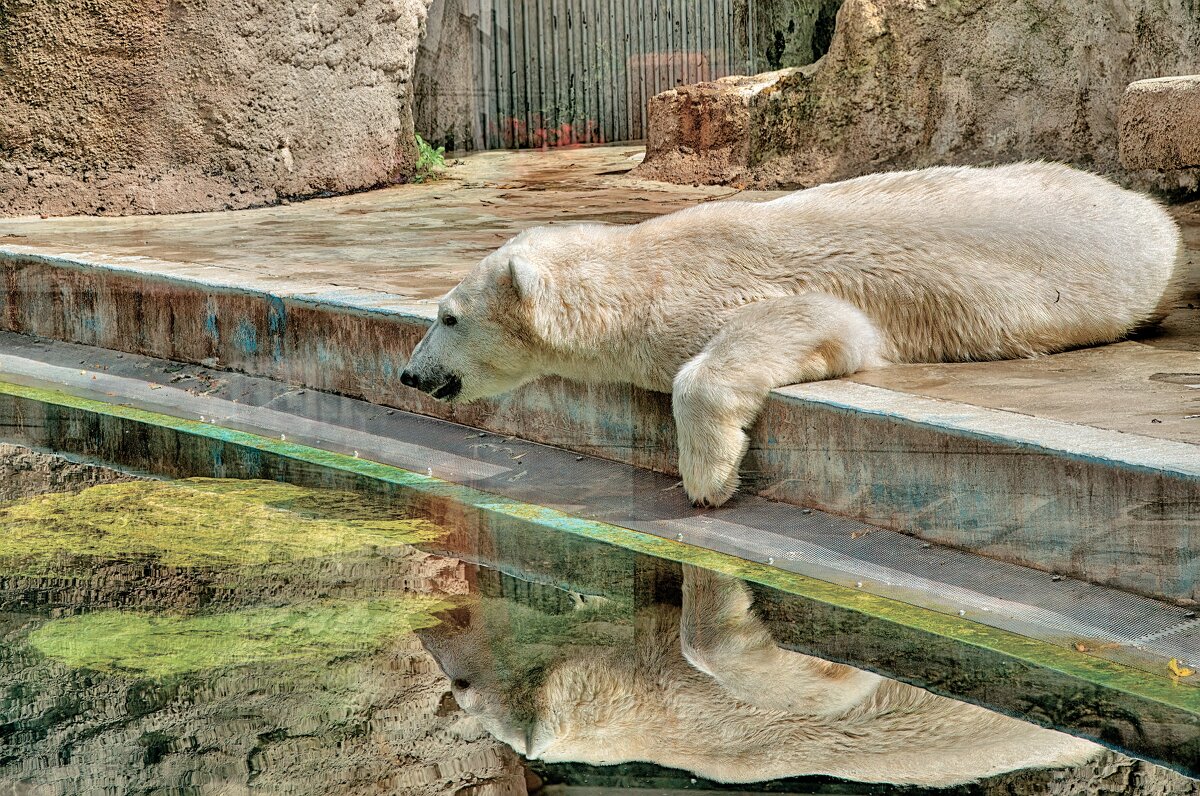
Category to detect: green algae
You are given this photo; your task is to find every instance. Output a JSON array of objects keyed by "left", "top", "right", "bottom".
[
  {"left": 29, "top": 596, "right": 451, "bottom": 677},
  {"left": 0, "top": 478, "right": 444, "bottom": 573}
]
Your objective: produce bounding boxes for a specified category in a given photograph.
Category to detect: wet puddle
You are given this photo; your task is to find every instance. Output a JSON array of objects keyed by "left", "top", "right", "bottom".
[{"left": 0, "top": 453, "right": 1193, "bottom": 795}]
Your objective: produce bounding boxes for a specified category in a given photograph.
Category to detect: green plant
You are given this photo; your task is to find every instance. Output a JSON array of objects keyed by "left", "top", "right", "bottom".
[{"left": 412, "top": 134, "right": 446, "bottom": 183}]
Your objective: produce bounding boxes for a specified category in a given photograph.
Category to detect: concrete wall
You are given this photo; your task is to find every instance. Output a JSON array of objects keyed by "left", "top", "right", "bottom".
[
  {"left": 0, "top": 0, "right": 432, "bottom": 216},
  {"left": 2, "top": 250, "right": 1196, "bottom": 602}
]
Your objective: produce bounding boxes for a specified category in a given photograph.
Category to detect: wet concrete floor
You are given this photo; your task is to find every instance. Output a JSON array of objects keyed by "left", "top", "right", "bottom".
[{"left": 0, "top": 145, "right": 1197, "bottom": 445}]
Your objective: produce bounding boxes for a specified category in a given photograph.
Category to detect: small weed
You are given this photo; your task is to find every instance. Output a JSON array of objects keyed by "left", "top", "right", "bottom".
[{"left": 412, "top": 134, "right": 446, "bottom": 183}]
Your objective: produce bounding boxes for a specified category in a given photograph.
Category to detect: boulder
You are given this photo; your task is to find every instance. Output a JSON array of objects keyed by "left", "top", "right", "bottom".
[
  {"left": 635, "top": 0, "right": 1200, "bottom": 195},
  {"left": 1120, "top": 76, "right": 1200, "bottom": 172},
  {"left": 0, "top": 0, "right": 432, "bottom": 216}
]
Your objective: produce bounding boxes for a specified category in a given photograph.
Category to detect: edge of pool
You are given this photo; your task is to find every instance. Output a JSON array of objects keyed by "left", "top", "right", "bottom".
[{"left": 1, "top": 248, "right": 1198, "bottom": 602}]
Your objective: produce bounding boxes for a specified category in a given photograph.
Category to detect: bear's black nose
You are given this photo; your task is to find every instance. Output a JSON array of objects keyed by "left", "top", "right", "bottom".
[{"left": 400, "top": 370, "right": 419, "bottom": 389}]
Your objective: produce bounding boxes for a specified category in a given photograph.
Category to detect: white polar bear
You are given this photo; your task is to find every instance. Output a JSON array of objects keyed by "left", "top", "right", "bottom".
[{"left": 401, "top": 163, "right": 1182, "bottom": 507}]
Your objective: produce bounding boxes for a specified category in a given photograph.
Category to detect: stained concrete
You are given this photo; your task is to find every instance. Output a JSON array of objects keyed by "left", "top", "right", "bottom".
[{"left": 0, "top": 146, "right": 1197, "bottom": 598}]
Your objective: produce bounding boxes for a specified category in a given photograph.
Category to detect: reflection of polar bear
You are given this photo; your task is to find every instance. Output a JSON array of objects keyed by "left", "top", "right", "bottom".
[
  {"left": 401, "top": 163, "right": 1181, "bottom": 506},
  {"left": 418, "top": 565, "right": 1100, "bottom": 786}
]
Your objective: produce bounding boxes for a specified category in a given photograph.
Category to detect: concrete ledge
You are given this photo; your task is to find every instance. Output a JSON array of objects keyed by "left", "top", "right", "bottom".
[
  {"left": 1, "top": 248, "right": 1197, "bottom": 601},
  {"left": 1120, "top": 76, "right": 1200, "bottom": 171}
]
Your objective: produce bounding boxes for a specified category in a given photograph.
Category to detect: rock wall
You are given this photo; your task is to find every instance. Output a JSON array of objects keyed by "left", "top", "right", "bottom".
[
  {"left": 738, "top": 0, "right": 843, "bottom": 71},
  {"left": 413, "top": 0, "right": 482, "bottom": 151},
  {"left": 636, "top": 0, "right": 1200, "bottom": 195},
  {"left": 0, "top": 0, "right": 432, "bottom": 216},
  {"left": 0, "top": 443, "right": 138, "bottom": 501}
]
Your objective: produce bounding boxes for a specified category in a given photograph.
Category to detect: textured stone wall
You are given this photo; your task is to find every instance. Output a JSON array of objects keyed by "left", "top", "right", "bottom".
[
  {"left": 637, "top": 0, "right": 1200, "bottom": 195},
  {"left": 413, "top": 0, "right": 481, "bottom": 151},
  {"left": 0, "top": 443, "right": 138, "bottom": 500},
  {"left": 738, "top": 0, "right": 843, "bottom": 71},
  {"left": 0, "top": 0, "right": 431, "bottom": 216}
]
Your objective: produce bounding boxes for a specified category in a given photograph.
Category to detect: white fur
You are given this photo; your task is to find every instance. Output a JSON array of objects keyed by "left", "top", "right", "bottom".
[
  {"left": 404, "top": 162, "right": 1182, "bottom": 506},
  {"left": 419, "top": 565, "right": 1101, "bottom": 786}
]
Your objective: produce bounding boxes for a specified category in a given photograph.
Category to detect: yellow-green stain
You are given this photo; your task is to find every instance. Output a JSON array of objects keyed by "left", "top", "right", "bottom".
[
  {"left": 29, "top": 597, "right": 451, "bottom": 678},
  {"left": 1, "top": 379, "right": 1196, "bottom": 715},
  {"left": 0, "top": 478, "right": 443, "bottom": 573}
]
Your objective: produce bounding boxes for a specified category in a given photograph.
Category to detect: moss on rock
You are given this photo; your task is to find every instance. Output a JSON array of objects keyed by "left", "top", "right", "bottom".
[
  {"left": 0, "top": 478, "right": 444, "bottom": 574},
  {"left": 29, "top": 597, "right": 451, "bottom": 677}
]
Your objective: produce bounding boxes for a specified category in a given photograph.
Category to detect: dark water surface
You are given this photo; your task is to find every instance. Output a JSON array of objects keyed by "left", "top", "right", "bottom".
[{"left": 0, "top": 455, "right": 1194, "bottom": 796}]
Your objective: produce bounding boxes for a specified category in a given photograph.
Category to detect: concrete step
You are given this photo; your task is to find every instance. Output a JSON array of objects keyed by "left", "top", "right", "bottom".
[
  {"left": 1, "top": 146, "right": 1197, "bottom": 601},
  {"left": 0, "top": 334, "right": 1197, "bottom": 776}
]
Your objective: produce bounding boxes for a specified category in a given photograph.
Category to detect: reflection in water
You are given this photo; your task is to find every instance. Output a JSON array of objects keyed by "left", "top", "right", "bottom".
[
  {"left": 419, "top": 566, "right": 1101, "bottom": 787},
  {"left": 0, "top": 474, "right": 524, "bottom": 795},
  {"left": 0, "top": 467, "right": 1194, "bottom": 794}
]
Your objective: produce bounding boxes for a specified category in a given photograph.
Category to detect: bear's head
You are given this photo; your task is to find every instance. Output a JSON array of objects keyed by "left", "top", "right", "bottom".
[{"left": 401, "top": 226, "right": 611, "bottom": 403}]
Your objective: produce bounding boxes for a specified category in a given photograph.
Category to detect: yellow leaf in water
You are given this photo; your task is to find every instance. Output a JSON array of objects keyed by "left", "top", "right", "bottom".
[{"left": 1169, "top": 658, "right": 1195, "bottom": 677}]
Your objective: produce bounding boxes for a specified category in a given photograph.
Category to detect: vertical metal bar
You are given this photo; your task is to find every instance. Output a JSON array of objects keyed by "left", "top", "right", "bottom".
[
  {"left": 564, "top": 0, "right": 573, "bottom": 139},
  {"left": 584, "top": 0, "right": 596, "bottom": 141},
  {"left": 628, "top": 0, "right": 637, "bottom": 139},
  {"left": 615, "top": 0, "right": 629, "bottom": 140},
  {"left": 606, "top": 0, "right": 619, "bottom": 142},
  {"left": 549, "top": 0, "right": 561, "bottom": 143},
  {"left": 633, "top": 0, "right": 645, "bottom": 138},
  {"left": 516, "top": 0, "right": 532, "bottom": 147},
  {"left": 651, "top": 0, "right": 662, "bottom": 97},
  {"left": 704, "top": 0, "right": 714, "bottom": 80},
  {"left": 720, "top": 0, "right": 729, "bottom": 75},
  {"left": 679, "top": 0, "right": 689, "bottom": 85},
  {"left": 532, "top": 0, "right": 543, "bottom": 146},
  {"left": 665, "top": 0, "right": 674, "bottom": 90},
  {"left": 597, "top": 0, "right": 608, "bottom": 143},
  {"left": 747, "top": 0, "right": 756, "bottom": 74},
  {"left": 502, "top": 0, "right": 516, "bottom": 147},
  {"left": 473, "top": 0, "right": 483, "bottom": 150}
]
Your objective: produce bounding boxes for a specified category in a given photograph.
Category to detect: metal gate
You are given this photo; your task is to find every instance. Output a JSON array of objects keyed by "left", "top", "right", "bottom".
[{"left": 479, "top": 0, "right": 741, "bottom": 148}]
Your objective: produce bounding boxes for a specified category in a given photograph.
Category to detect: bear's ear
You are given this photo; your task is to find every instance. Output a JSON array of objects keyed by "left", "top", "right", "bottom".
[{"left": 508, "top": 255, "right": 543, "bottom": 301}]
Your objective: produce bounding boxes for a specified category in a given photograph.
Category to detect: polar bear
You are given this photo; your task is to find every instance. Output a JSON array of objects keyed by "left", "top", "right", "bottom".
[
  {"left": 418, "top": 564, "right": 1102, "bottom": 786},
  {"left": 401, "top": 163, "right": 1182, "bottom": 507}
]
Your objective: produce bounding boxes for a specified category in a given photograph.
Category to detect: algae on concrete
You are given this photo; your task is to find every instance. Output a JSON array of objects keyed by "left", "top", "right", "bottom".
[
  {"left": 0, "top": 478, "right": 444, "bottom": 574},
  {"left": 29, "top": 597, "right": 451, "bottom": 678}
]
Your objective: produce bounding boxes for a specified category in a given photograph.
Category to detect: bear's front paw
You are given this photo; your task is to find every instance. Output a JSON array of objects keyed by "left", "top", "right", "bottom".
[{"left": 678, "top": 427, "right": 747, "bottom": 508}]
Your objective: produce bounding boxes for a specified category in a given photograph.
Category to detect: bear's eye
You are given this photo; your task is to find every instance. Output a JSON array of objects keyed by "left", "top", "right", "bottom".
[{"left": 442, "top": 313, "right": 458, "bottom": 327}]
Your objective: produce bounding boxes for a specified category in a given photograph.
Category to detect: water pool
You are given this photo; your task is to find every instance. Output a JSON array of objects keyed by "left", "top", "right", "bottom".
[{"left": 1, "top": 442, "right": 1196, "bottom": 796}]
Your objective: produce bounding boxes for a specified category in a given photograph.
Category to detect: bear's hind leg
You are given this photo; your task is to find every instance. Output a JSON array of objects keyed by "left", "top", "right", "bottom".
[{"left": 672, "top": 293, "right": 883, "bottom": 507}]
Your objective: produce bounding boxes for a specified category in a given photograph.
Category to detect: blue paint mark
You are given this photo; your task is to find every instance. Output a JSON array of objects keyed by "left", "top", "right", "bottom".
[
  {"left": 234, "top": 318, "right": 258, "bottom": 356},
  {"left": 315, "top": 341, "right": 336, "bottom": 365},
  {"left": 204, "top": 298, "right": 220, "bottom": 344},
  {"left": 267, "top": 295, "right": 286, "bottom": 363}
]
